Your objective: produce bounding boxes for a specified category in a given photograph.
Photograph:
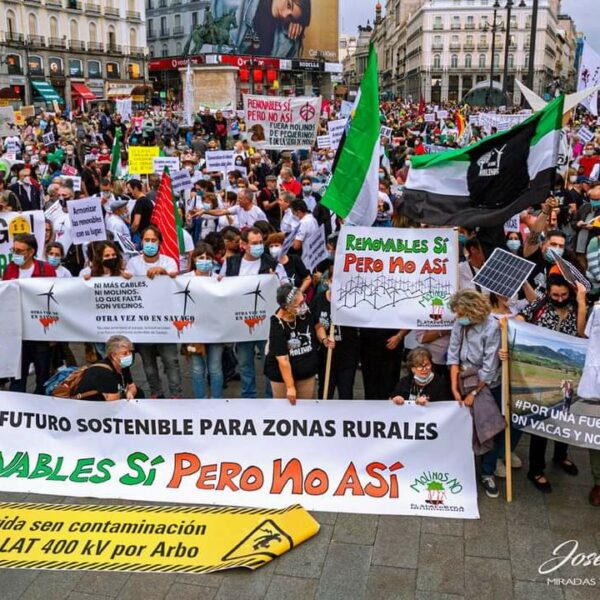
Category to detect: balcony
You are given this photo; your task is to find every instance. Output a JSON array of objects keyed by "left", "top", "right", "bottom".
[
  {"left": 477, "top": 43, "right": 489, "bottom": 50},
  {"left": 148, "top": 30, "right": 157, "bottom": 39},
  {"left": 70, "top": 40, "right": 86, "bottom": 51},
  {"left": 3, "top": 31, "right": 24, "bottom": 43},
  {"left": 465, "top": 23, "right": 475, "bottom": 30},
  {"left": 27, "top": 34, "right": 46, "bottom": 47},
  {"left": 432, "top": 44, "right": 444, "bottom": 51},
  {"left": 106, "top": 43, "right": 122, "bottom": 54},
  {"left": 128, "top": 46, "right": 145, "bottom": 56},
  {"left": 105, "top": 7, "right": 119, "bottom": 17},
  {"left": 451, "top": 24, "right": 461, "bottom": 30},
  {"left": 65, "top": 0, "right": 82, "bottom": 9},
  {"left": 464, "top": 43, "right": 475, "bottom": 50},
  {"left": 88, "top": 41, "right": 104, "bottom": 52},
  {"left": 24, "top": 0, "right": 41, "bottom": 4},
  {"left": 85, "top": 2, "right": 100, "bottom": 13},
  {"left": 173, "top": 26, "right": 185, "bottom": 36},
  {"left": 450, "top": 43, "right": 461, "bottom": 50},
  {"left": 48, "top": 37, "right": 67, "bottom": 48},
  {"left": 433, "top": 24, "right": 443, "bottom": 30},
  {"left": 127, "top": 10, "right": 141, "bottom": 21},
  {"left": 159, "top": 28, "right": 170, "bottom": 38},
  {"left": 158, "top": 0, "right": 167, "bottom": 6}
]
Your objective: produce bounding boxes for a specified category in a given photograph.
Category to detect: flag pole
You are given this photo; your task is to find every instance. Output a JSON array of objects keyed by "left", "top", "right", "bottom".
[
  {"left": 322, "top": 322, "right": 335, "bottom": 400},
  {"left": 501, "top": 317, "right": 513, "bottom": 503}
]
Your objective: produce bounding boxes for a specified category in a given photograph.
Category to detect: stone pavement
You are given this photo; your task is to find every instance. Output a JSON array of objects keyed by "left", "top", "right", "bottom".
[{"left": 1, "top": 346, "right": 600, "bottom": 599}]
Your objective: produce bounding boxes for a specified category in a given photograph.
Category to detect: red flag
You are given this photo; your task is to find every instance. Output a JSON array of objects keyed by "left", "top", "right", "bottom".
[
  {"left": 418, "top": 96, "right": 425, "bottom": 116},
  {"left": 151, "top": 171, "right": 181, "bottom": 270}
]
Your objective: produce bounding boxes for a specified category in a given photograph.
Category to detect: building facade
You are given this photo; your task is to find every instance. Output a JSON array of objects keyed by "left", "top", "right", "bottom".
[
  {"left": 366, "top": 0, "right": 578, "bottom": 104},
  {"left": 0, "top": 0, "right": 148, "bottom": 109}
]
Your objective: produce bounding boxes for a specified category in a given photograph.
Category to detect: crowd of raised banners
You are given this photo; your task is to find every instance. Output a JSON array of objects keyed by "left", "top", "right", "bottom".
[{"left": 1, "top": 83, "right": 600, "bottom": 513}]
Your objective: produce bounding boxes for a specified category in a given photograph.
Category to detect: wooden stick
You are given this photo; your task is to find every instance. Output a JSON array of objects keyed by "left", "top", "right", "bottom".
[
  {"left": 322, "top": 322, "right": 335, "bottom": 400},
  {"left": 501, "top": 317, "right": 513, "bottom": 503}
]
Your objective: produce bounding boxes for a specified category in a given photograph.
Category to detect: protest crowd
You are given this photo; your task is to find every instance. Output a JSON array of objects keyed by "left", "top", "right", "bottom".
[{"left": 2, "top": 80, "right": 600, "bottom": 509}]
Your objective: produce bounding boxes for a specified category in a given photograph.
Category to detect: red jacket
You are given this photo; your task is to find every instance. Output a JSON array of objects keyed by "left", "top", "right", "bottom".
[
  {"left": 282, "top": 178, "right": 301, "bottom": 196},
  {"left": 3, "top": 260, "right": 57, "bottom": 280}
]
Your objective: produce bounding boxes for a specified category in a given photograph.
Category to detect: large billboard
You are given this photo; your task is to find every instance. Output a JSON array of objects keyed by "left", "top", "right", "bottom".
[{"left": 210, "top": 0, "right": 338, "bottom": 61}]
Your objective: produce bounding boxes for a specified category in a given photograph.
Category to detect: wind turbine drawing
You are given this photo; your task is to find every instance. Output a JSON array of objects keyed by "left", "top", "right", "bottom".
[
  {"left": 174, "top": 281, "right": 194, "bottom": 315},
  {"left": 244, "top": 282, "right": 265, "bottom": 313},
  {"left": 37, "top": 284, "right": 58, "bottom": 312}
]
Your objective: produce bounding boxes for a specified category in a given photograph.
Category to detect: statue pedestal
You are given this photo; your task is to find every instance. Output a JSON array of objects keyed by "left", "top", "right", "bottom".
[{"left": 180, "top": 64, "right": 239, "bottom": 110}]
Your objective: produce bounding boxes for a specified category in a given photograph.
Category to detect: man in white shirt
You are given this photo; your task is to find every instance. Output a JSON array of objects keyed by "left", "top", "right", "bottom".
[
  {"left": 105, "top": 198, "right": 136, "bottom": 259},
  {"left": 279, "top": 192, "right": 299, "bottom": 234},
  {"left": 291, "top": 199, "right": 319, "bottom": 253},
  {"left": 201, "top": 188, "right": 266, "bottom": 230},
  {"left": 458, "top": 238, "right": 487, "bottom": 292}
]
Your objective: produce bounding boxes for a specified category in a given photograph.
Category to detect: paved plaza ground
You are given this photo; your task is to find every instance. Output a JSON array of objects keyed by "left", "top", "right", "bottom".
[{"left": 1, "top": 346, "right": 599, "bottom": 599}]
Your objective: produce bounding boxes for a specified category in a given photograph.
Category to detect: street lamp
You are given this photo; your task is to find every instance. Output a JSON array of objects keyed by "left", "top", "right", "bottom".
[
  {"left": 484, "top": 1, "right": 503, "bottom": 107},
  {"left": 501, "top": 0, "right": 526, "bottom": 102},
  {"left": 527, "top": 0, "right": 539, "bottom": 91}
]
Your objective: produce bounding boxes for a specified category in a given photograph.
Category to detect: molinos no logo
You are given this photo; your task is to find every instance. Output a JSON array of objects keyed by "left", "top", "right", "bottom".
[
  {"left": 410, "top": 471, "right": 463, "bottom": 506},
  {"left": 171, "top": 281, "right": 196, "bottom": 336},
  {"left": 32, "top": 284, "right": 60, "bottom": 332},
  {"left": 235, "top": 282, "right": 267, "bottom": 333}
]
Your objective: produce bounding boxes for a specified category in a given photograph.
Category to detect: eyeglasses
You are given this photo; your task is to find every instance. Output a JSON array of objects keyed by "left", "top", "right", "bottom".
[
  {"left": 413, "top": 363, "right": 432, "bottom": 371},
  {"left": 10, "top": 247, "right": 30, "bottom": 256}
]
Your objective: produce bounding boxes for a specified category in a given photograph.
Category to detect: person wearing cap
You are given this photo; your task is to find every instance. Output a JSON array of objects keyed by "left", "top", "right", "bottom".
[{"left": 105, "top": 198, "right": 135, "bottom": 258}]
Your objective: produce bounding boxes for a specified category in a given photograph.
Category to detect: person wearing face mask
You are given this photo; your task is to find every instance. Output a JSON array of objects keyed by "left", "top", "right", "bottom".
[
  {"left": 180, "top": 243, "right": 224, "bottom": 399},
  {"left": 74, "top": 335, "right": 142, "bottom": 401},
  {"left": 458, "top": 238, "right": 487, "bottom": 292},
  {"left": 189, "top": 191, "right": 219, "bottom": 242},
  {"left": 201, "top": 188, "right": 267, "bottom": 230},
  {"left": 266, "top": 233, "right": 311, "bottom": 293},
  {"left": 105, "top": 199, "right": 136, "bottom": 259},
  {"left": 516, "top": 275, "right": 588, "bottom": 492},
  {"left": 265, "top": 285, "right": 320, "bottom": 405},
  {"left": 525, "top": 229, "right": 576, "bottom": 293},
  {"left": 578, "top": 144, "right": 599, "bottom": 178},
  {"left": 80, "top": 241, "right": 131, "bottom": 279},
  {"left": 390, "top": 348, "right": 451, "bottom": 406},
  {"left": 259, "top": 175, "right": 281, "bottom": 230},
  {"left": 10, "top": 168, "right": 42, "bottom": 211},
  {"left": 505, "top": 232, "right": 524, "bottom": 256},
  {"left": 446, "top": 290, "right": 504, "bottom": 498},
  {"left": 575, "top": 182, "right": 600, "bottom": 256},
  {"left": 44, "top": 242, "right": 72, "bottom": 278}
]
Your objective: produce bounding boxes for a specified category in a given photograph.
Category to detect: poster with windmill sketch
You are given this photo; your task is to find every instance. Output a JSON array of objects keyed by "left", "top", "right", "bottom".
[{"left": 331, "top": 227, "right": 459, "bottom": 329}]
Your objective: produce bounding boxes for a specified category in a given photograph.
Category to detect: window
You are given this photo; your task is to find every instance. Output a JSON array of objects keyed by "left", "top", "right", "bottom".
[
  {"left": 88, "top": 60, "right": 101, "bottom": 78},
  {"left": 106, "top": 62, "right": 120, "bottom": 79},
  {"left": 70, "top": 19, "right": 79, "bottom": 41},
  {"left": 6, "top": 10, "right": 16, "bottom": 35},
  {"left": 28, "top": 13, "right": 37, "bottom": 36},
  {"left": 50, "top": 17, "right": 59, "bottom": 39},
  {"left": 452, "top": 35, "right": 459, "bottom": 44},
  {"left": 467, "top": 16, "right": 474, "bottom": 28},
  {"left": 176, "top": 41, "right": 182, "bottom": 54},
  {"left": 128, "top": 63, "right": 141, "bottom": 79},
  {"left": 451, "top": 54, "right": 458, "bottom": 68},
  {"left": 493, "top": 53, "right": 500, "bottom": 67},
  {"left": 149, "top": 46, "right": 155, "bottom": 57},
  {"left": 160, "top": 16, "right": 167, "bottom": 34},
  {"left": 174, "top": 14, "right": 181, "bottom": 27},
  {"left": 508, "top": 54, "right": 514, "bottom": 68},
  {"left": 480, "top": 15, "right": 488, "bottom": 28},
  {"left": 452, "top": 16, "right": 460, "bottom": 29},
  {"left": 433, "top": 54, "right": 441, "bottom": 69},
  {"left": 466, "top": 35, "right": 474, "bottom": 46},
  {"left": 29, "top": 55, "right": 43, "bottom": 75},
  {"left": 433, "top": 35, "right": 442, "bottom": 47},
  {"left": 524, "top": 55, "right": 529, "bottom": 68},
  {"left": 161, "top": 44, "right": 168, "bottom": 57},
  {"left": 192, "top": 12, "right": 198, "bottom": 27},
  {"left": 479, "top": 35, "right": 486, "bottom": 45},
  {"left": 465, "top": 53, "right": 472, "bottom": 68},
  {"left": 89, "top": 22, "right": 97, "bottom": 43},
  {"left": 69, "top": 58, "right": 83, "bottom": 77},
  {"left": 130, "top": 28, "right": 137, "bottom": 47},
  {"left": 107, "top": 25, "right": 116, "bottom": 49},
  {"left": 511, "top": 16, "right": 517, "bottom": 29},
  {"left": 49, "top": 57, "right": 63, "bottom": 76},
  {"left": 479, "top": 53, "right": 486, "bottom": 68},
  {"left": 6, "top": 54, "right": 22, "bottom": 75}
]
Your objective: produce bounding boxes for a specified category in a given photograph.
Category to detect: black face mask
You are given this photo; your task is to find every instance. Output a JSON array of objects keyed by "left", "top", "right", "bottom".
[
  {"left": 102, "top": 257, "right": 119, "bottom": 271},
  {"left": 550, "top": 298, "right": 571, "bottom": 309}
]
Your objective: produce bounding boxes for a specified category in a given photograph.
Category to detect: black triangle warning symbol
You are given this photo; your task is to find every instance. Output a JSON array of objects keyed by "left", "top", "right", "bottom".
[{"left": 222, "top": 519, "right": 294, "bottom": 562}]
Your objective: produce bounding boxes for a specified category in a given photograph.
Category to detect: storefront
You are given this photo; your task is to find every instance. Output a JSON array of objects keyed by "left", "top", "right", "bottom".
[{"left": 31, "top": 79, "right": 64, "bottom": 108}]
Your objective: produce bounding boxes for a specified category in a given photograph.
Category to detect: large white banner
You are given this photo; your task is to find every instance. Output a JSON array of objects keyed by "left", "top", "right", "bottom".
[
  {"left": 332, "top": 226, "right": 459, "bottom": 329},
  {"left": 0, "top": 393, "right": 479, "bottom": 518},
  {"left": 0, "top": 210, "right": 46, "bottom": 276},
  {"left": 0, "top": 282, "right": 21, "bottom": 378},
  {"left": 243, "top": 95, "right": 322, "bottom": 150},
  {"left": 12, "top": 274, "right": 278, "bottom": 343},
  {"left": 577, "top": 42, "right": 600, "bottom": 116}
]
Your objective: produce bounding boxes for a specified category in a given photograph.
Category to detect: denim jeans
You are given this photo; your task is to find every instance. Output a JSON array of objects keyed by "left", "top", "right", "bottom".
[
  {"left": 191, "top": 344, "right": 224, "bottom": 399},
  {"left": 481, "top": 385, "right": 523, "bottom": 476},
  {"left": 235, "top": 340, "right": 266, "bottom": 399},
  {"left": 10, "top": 341, "right": 52, "bottom": 395},
  {"left": 137, "top": 343, "right": 182, "bottom": 398}
]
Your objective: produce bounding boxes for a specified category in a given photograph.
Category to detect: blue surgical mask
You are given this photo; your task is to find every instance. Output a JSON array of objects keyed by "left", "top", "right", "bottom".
[
  {"left": 591, "top": 200, "right": 600, "bottom": 210},
  {"left": 302, "top": 185, "right": 312, "bottom": 194},
  {"left": 457, "top": 317, "right": 471, "bottom": 326},
  {"left": 195, "top": 259, "right": 213, "bottom": 273},
  {"left": 545, "top": 247, "right": 563, "bottom": 262},
  {"left": 143, "top": 242, "right": 159, "bottom": 257},
  {"left": 120, "top": 354, "right": 133, "bottom": 369},
  {"left": 378, "top": 173, "right": 385, "bottom": 180},
  {"left": 506, "top": 239, "right": 521, "bottom": 252},
  {"left": 47, "top": 256, "right": 61, "bottom": 268},
  {"left": 458, "top": 234, "right": 467, "bottom": 244},
  {"left": 12, "top": 254, "right": 26, "bottom": 267},
  {"left": 202, "top": 202, "right": 212, "bottom": 210},
  {"left": 249, "top": 244, "right": 264, "bottom": 258}
]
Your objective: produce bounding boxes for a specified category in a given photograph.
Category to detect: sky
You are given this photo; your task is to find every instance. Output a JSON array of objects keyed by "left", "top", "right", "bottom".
[{"left": 341, "top": 0, "right": 600, "bottom": 52}]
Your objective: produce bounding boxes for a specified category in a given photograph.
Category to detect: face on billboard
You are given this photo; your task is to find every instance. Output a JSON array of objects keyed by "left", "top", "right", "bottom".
[{"left": 211, "top": 0, "right": 338, "bottom": 61}]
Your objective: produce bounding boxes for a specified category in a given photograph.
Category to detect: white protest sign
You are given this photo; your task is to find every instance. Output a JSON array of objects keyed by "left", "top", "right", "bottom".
[
  {"left": 504, "top": 214, "right": 521, "bottom": 233},
  {"left": 332, "top": 226, "right": 459, "bottom": 329},
  {"left": 153, "top": 156, "right": 180, "bottom": 174},
  {"left": 61, "top": 175, "right": 81, "bottom": 192},
  {"left": 205, "top": 150, "right": 234, "bottom": 174},
  {"left": 171, "top": 169, "right": 193, "bottom": 194},
  {"left": 302, "top": 225, "right": 328, "bottom": 272},
  {"left": 17, "top": 275, "right": 278, "bottom": 343},
  {"left": 0, "top": 282, "right": 21, "bottom": 378},
  {"left": 340, "top": 100, "right": 353, "bottom": 117},
  {"left": 0, "top": 211, "right": 46, "bottom": 275},
  {"left": 436, "top": 110, "right": 448, "bottom": 119},
  {"left": 116, "top": 97, "right": 132, "bottom": 122},
  {"left": 469, "top": 115, "right": 480, "bottom": 126},
  {"left": 66, "top": 196, "right": 107, "bottom": 244},
  {"left": 243, "top": 95, "right": 322, "bottom": 150},
  {"left": 424, "top": 114, "right": 435, "bottom": 122},
  {"left": 42, "top": 132, "right": 56, "bottom": 146},
  {"left": 380, "top": 126, "right": 393, "bottom": 140},
  {"left": 0, "top": 391, "right": 479, "bottom": 518},
  {"left": 577, "top": 126, "right": 595, "bottom": 144},
  {"left": 0, "top": 106, "right": 17, "bottom": 137},
  {"left": 317, "top": 135, "right": 331, "bottom": 149},
  {"left": 327, "top": 118, "right": 347, "bottom": 149}
]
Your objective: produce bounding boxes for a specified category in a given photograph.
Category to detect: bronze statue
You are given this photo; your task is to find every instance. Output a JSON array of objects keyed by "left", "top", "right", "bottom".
[{"left": 183, "top": 8, "right": 238, "bottom": 55}]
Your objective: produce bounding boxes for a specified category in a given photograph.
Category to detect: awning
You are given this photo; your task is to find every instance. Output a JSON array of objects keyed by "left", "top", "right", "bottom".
[
  {"left": 107, "top": 85, "right": 135, "bottom": 97},
  {"left": 71, "top": 82, "right": 96, "bottom": 101},
  {"left": 31, "top": 80, "right": 64, "bottom": 104}
]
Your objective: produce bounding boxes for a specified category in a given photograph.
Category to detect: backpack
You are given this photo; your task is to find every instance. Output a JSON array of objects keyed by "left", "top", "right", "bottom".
[{"left": 49, "top": 363, "right": 112, "bottom": 399}]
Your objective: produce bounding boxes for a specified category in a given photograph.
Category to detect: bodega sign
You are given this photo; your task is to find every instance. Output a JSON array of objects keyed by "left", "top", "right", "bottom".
[{"left": 0, "top": 393, "right": 479, "bottom": 518}]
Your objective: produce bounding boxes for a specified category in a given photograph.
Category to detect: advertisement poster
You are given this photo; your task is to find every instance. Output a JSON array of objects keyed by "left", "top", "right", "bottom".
[
  {"left": 332, "top": 226, "right": 459, "bottom": 329},
  {"left": 508, "top": 320, "right": 599, "bottom": 450},
  {"left": 0, "top": 393, "right": 479, "bottom": 518},
  {"left": 243, "top": 95, "right": 321, "bottom": 150}
]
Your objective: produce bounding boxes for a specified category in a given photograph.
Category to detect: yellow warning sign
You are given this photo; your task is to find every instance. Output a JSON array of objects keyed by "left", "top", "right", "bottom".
[{"left": 0, "top": 502, "right": 319, "bottom": 574}]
